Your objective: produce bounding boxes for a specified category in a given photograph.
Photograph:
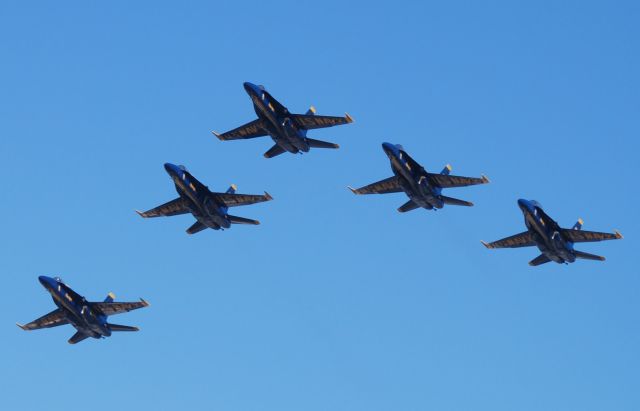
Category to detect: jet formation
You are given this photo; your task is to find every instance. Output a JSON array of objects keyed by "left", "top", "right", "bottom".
[
  {"left": 481, "top": 199, "right": 623, "bottom": 266},
  {"left": 137, "top": 163, "right": 273, "bottom": 234},
  {"left": 17, "top": 276, "right": 149, "bottom": 344},
  {"left": 213, "top": 82, "right": 353, "bottom": 158},
  {"left": 18, "top": 81, "right": 625, "bottom": 345},
  {"left": 349, "top": 143, "right": 489, "bottom": 212}
]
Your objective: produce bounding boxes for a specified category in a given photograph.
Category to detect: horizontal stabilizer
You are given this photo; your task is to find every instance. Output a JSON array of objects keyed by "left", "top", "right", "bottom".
[
  {"left": 529, "top": 254, "right": 551, "bottom": 266},
  {"left": 306, "top": 137, "right": 340, "bottom": 149},
  {"left": 186, "top": 221, "right": 208, "bottom": 235},
  {"left": 398, "top": 199, "right": 420, "bottom": 213},
  {"left": 441, "top": 196, "right": 473, "bottom": 207},
  {"left": 68, "top": 331, "right": 89, "bottom": 345},
  {"left": 108, "top": 323, "right": 140, "bottom": 332},
  {"left": 574, "top": 250, "right": 606, "bottom": 261},
  {"left": 228, "top": 215, "right": 260, "bottom": 225},
  {"left": 264, "top": 144, "right": 286, "bottom": 158}
]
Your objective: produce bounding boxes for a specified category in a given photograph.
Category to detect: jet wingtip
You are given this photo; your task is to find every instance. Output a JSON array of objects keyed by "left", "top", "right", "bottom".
[
  {"left": 211, "top": 131, "right": 225, "bottom": 140},
  {"left": 481, "top": 174, "right": 490, "bottom": 184},
  {"left": 16, "top": 323, "right": 28, "bottom": 331},
  {"left": 345, "top": 113, "right": 354, "bottom": 123},
  {"left": 480, "top": 240, "right": 493, "bottom": 249},
  {"left": 264, "top": 192, "right": 274, "bottom": 201},
  {"left": 615, "top": 230, "right": 623, "bottom": 239},
  {"left": 140, "top": 298, "right": 150, "bottom": 307},
  {"left": 347, "top": 186, "right": 359, "bottom": 195},
  {"left": 135, "top": 210, "right": 147, "bottom": 218}
]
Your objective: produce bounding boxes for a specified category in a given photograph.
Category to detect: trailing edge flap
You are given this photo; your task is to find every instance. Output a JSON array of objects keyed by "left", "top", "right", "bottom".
[
  {"left": 68, "top": 331, "right": 89, "bottom": 345},
  {"left": 264, "top": 144, "right": 286, "bottom": 158},
  {"left": 398, "top": 199, "right": 420, "bottom": 213},
  {"left": 186, "top": 221, "right": 207, "bottom": 235},
  {"left": 482, "top": 231, "right": 536, "bottom": 249},
  {"left": 291, "top": 113, "right": 352, "bottom": 130},
  {"left": 137, "top": 197, "right": 190, "bottom": 218},
  {"left": 561, "top": 229, "right": 622, "bottom": 243},
  {"left": 349, "top": 176, "right": 403, "bottom": 195},
  {"left": 440, "top": 196, "right": 474, "bottom": 207},
  {"left": 428, "top": 173, "right": 489, "bottom": 188},
  {"left": 228, "top": 215, "right": 260, "bottom": 225},
  {"left": 529, "top": 254, "right": 551, "bottom": 266},
  {"left": 214, "top": 119, "right": 267, "bottom": 140},
  {"left": 306, "top": 138, "right": 339, "bottom": 149}
]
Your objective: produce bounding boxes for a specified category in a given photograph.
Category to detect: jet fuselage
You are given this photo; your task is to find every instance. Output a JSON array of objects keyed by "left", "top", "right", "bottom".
[
  {"left": 38, "top": 276, "right": 110, "bottom": 339},
  {"left": 164, "top": 163, "right": 231, "bottom": 230},
  {"left": 383, "top": 142, "right": 443, "bottom": 209},
  {"left": 518, "top": 199, "right": 576, "bottom": 264},
  {"left": 243, "top": 82, "right": 310, "bottom": 154}
]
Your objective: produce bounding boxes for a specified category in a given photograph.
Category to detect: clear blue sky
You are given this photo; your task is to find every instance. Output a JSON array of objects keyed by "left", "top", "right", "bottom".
[{"left": 1, "top": 1, "right": 638, "bottom": 410}]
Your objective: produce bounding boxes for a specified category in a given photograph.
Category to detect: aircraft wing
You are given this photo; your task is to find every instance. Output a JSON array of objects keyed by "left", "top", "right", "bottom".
[
  {"left": 17, "top": 308, "right": 68, "bottom": 330},
  {"left": 215, "top": 192, "right": 273, "bottom": 207},
  {"left": 213, "top": 119, "right": 268, "bottom": 140},
  {"left": 349, "top": 176, "right": 403, "bottom": 195},
  {"left": 482, "top": 231, "right": 536, "bottom": 249},
  {"left": 136, "top": 197, "right": 190, "bottom": 218},
  {"left": 561, "top": 229, "right": 623, "bottom": 243},
  {"left": 428, "top": 173, "right": 489, "bottom": 188},
  {"left": 291, "top": 113, "right": 353, "bottom": 130},
  {"left": 93, "top": 299, "right": 149, "bottom": 316}
]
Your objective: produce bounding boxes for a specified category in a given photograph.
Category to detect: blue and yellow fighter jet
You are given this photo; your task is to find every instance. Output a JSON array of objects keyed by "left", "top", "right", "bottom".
[
  {"left": 17, "top": 276, "right": 149, "bottom": 344},
  {"left": 348, "top": 143, "right": 489, "bottom": 212},
  {"left": 137, "top": 163, "right": 273, "bottom": 234},
  {"left": 481, "top": 199, "right": 623, "bottom": 266},
  {"left": 212, "top": 82, "right": 354, "bottom": 158}
]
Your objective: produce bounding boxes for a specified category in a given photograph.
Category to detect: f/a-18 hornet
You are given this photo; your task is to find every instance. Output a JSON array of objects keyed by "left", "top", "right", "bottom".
[
  {"left": 17, "top": 276, "right": 149, "bottom": 344},
  {"left": 212, "top": 82, "right": 353, "bottom": 158},
  {"left": 348, "top": 143, "right": 489, "bottom": 212},
  {"left": 137, "top": 163, "right": 273, "bottom": 234},
  {"left": 481, "top": 199, "right": 623, "bottom": 266}
]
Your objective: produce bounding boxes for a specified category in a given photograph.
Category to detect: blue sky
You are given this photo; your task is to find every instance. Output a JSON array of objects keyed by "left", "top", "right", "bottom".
[{"left": 1, "top": 1, "right": 639, "bottom": 410}]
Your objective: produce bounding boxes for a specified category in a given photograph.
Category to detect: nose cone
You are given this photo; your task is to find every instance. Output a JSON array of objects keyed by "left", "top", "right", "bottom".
[
  {"left": 517, "top": 199, "right": 534, "bottom": 213},
  {"left": 243, "top": 82, "right": 260, "bottom": 95},
  {"left": 164, "top": 162, "right": 180, "bottom": 176},
  {"left": 382, "top": 142, "right": 399, "bottom": 157},
  {"left": 38, "top": 276, "right": 56, "bottom": 290}
]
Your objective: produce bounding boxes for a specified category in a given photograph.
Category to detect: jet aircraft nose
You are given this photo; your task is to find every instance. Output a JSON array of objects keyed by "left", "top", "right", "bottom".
[
  {"left": 164, "top": 163, "right": 181, "bottom": 176},
  {"left": 38, "top": 276, "right": 56, "bottom": 290},
  {"left": 381, "top": 142, "right": 400, "bottom": 158},
  {"left": 243, "top": 82, "right": 261, "bottom": 95},
  {"left": 517, "top": 199, "right": 535, "bottom": 212}
]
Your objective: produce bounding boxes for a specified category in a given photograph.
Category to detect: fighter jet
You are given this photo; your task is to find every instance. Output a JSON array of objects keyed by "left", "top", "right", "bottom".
[
  {"left": 137, "top": 163, "right": 273, "bottom": 234},
  {"left": 17, "top": 276, "right": 149, "bottom": 344},
  {"left": 481, "top": 199, "right": 623, "bottom": 266},
  {"left": 212, "top": 82, "right": 353, "bottom": 158},
  {"left": 348, "top": 143, "right": 489, "bottom": 212}
]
